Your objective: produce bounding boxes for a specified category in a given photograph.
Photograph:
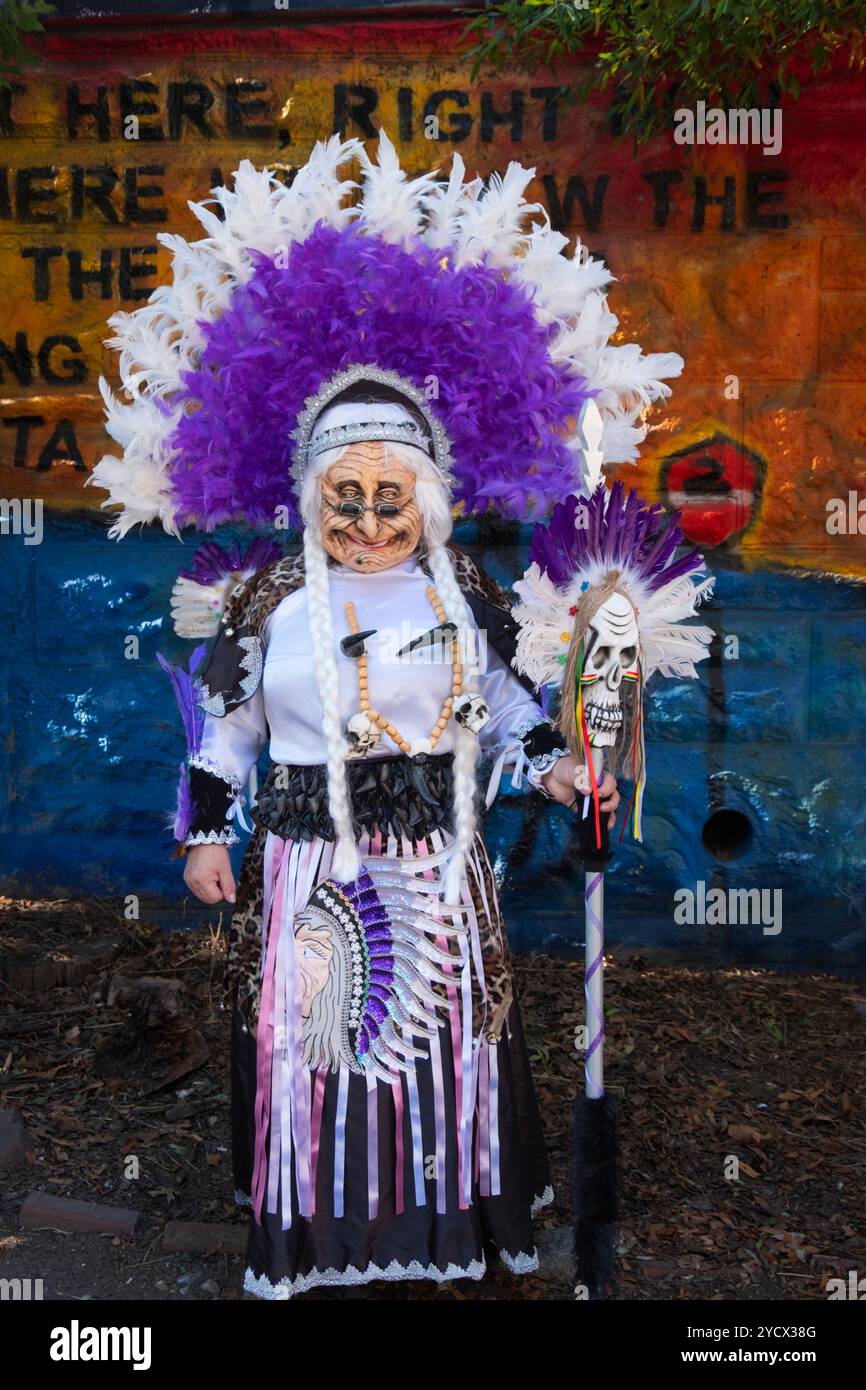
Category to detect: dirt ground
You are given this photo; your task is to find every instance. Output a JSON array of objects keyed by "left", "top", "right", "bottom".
[{"left": 1, "top": 895, "right": 863, "bottom": 1302}]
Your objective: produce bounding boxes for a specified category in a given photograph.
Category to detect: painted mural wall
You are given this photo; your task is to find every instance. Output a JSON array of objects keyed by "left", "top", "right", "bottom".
[{"left": 1, "top": 12, "right": 864, "bottom": 964}]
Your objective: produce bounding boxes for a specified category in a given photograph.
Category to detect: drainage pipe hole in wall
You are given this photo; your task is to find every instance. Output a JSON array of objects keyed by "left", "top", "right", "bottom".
[{"left": 701, "top": 809, "right": 754, "bottom": 862}]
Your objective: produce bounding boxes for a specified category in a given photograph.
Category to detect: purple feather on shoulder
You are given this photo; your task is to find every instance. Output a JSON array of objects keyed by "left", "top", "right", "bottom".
[
  {"left": 176, "top": 537, "right": 281, "bottom": 585},
  {"left": 158, "top": 645, "right": 209, "bottom": 844}
]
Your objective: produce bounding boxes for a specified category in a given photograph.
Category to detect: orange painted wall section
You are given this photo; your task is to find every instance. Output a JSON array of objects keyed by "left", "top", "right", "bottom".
[{"left": 1, "top": 17, "right": 865, "bottom": 576}]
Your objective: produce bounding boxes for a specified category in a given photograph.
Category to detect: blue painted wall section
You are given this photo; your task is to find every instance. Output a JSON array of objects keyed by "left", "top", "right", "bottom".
[{"left": 2, "top": 515, "right": 865, "bottom": 966}]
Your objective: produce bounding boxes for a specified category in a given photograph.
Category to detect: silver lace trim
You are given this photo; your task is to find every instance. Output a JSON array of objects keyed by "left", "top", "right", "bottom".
[
  {"left": 530, "top": 746, "right": 570, "bottom": 776},
  {"left": 509, "top": 714, "right": 546, "bottom": 742},
  {"left": 507, "top": 716, "right": 570, "bottom": 793},
  {"left": 309, "top": 420, "right": 432, "bottom": 460},
  {"left": 184, "top": 827, "right": 239, "bottom": 847},
  {"left": 188, "top": 753, "right": 242, "bottom": 795},
  {"left": 244, "top": 1255, "right": 487, "bottom": 1300},
  {"left": 198, "top": 635, "right": 262, "bottom": 717},
  {"left": 530, "top": 1184, "right": 554, "bottom": 1216},
  {"left": 290, "top": 363, "right": 455, "bottom": 489},
  {"left": 240, "top": 1182, "right": 552, "bottom": 1295},
  {"left": 499, "top": 1247, "right": 539, "bottom": 1275}
]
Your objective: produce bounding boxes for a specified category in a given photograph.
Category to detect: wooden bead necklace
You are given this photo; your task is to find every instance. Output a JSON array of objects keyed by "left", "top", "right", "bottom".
[{"left": 344, "top": 586, "right": 462, "bottom": 755}]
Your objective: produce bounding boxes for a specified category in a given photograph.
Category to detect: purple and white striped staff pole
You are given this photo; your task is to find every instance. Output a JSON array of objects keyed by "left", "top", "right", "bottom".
[
  {"left": 584, "top": 747, "right": 607, "bottom": 1101},
  {"left": 572, "top": 741, "right": 617, "bottom": 1299}
]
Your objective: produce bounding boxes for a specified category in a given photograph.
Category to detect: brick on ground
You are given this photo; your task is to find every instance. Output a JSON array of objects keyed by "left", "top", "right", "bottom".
[{"left": 20, "top": 1192, "right": 140, "bottom": 1236}]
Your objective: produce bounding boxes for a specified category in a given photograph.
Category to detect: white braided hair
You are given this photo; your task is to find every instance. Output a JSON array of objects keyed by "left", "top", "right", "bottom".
[{"left": 298, "top": 439, "right": 481, "bottom": 894}]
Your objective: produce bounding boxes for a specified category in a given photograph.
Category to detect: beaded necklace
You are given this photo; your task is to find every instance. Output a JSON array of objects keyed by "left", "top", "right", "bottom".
[{"left": 344, "top": 586, "right": 462, "bottom": 756}]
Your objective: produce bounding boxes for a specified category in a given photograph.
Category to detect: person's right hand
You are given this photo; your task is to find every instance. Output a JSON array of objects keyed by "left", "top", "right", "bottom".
[{"left": 183, "top": 843, "right": 237, "bottom": 905}]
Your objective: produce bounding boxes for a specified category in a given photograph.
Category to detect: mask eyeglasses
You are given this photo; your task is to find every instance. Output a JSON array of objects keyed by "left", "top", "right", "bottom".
[{"left": 332, "top": 500, "right": 404, "bottom": 519}]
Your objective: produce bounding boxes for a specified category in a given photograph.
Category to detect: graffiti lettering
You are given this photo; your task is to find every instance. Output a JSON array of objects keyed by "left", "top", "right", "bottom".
[
  {"left": 61, "top": 79, "right": 275, "bottom": 141},
  {"left": 333, "top": 83, "right": 559, "bottom": 144},
  {"left": 0, "top": 333, "right": 87, "bottom": 386},
  {"left": 543, "top": 173, "right": 610, "bottom": 233},
  {"left": 3, "top": 78, "right": 568, "bottom": 147},
  {"left": 20, "top": 245, "right": 158, "bottom": 301},
  {"left": 642, "top": 169, "right": 789, "bottom": 231},
  {"left": 0, "top": 163, "right": 792, "bottom": 238},
  {"left": 0, "top": 165, "right": 168, "bottom": 224},
  {"left": 1, "top": 416, "right": 86, "bottom": 471}
]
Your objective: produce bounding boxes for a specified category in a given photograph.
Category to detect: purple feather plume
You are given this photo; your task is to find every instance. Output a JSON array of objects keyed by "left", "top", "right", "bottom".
[
  {"left": 157, "top": 644, "right": 208, "bottom": 843},
  {"left": 176, "top": 537, "right": 282, "bottom": 585},
  {"left": 157, "top": 643, "right": 208, "bottom": 756},
  {"left": 531, "top": 482, "right": 704, "bottom": 592},
  {"left": 173, "top": 764, "right": 196, "bottom": 842},
  {"left": 165, "top": 224, "right": 591, "bottom": 528}
]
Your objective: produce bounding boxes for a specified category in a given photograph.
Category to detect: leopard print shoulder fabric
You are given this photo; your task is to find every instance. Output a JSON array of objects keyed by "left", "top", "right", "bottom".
[
  {"left": 429, "top": 544, "right": 513, "bottom": 614},
  {"left": 221, "top": 541, "right": 512, "bottom": 646},
  {"left": 220, "top": 549, "right": 307, "bottom": 640}
]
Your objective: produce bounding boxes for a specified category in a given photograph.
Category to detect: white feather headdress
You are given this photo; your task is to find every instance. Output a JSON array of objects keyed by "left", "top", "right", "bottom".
[{"left": 87, "top": 131, "right": 683, "bottom": 537}]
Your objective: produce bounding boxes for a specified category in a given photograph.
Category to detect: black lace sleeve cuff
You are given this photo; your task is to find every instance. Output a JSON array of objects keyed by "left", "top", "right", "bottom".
[
  {"left": 512, "top": 719, "right": 571, "bottom": 797},
  {"left": 184, "top": 757, "right": 241, "bottom": 847},
  {"left": 520, "top": 721, "right": 569, "bottom": 765}
]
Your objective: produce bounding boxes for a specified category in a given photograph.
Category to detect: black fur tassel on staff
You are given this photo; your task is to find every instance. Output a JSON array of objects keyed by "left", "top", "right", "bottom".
[
  {"left": 573, "top": 1092, "right": 619, "bottom": 1298},
  {"left": 572, "top": 773, "right": 618, "bottom": 1299}
]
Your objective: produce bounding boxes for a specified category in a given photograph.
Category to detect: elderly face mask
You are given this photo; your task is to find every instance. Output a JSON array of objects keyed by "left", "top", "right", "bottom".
[{"left": 319, "top": 441, "right": 423, "bottom": 572}]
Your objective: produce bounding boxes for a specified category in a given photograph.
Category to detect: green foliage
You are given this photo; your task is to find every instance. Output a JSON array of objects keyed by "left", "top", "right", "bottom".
[
  {"left": 0, "top": 0, "right": 55, "bottom": 91},
  {"left": 462, "top": 0, "right": 866, "bottom": 143}
]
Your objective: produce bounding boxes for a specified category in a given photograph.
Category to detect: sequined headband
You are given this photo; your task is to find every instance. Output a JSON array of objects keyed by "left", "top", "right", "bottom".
[
  {"left": 290, "top": 363, "right": 456, "bottom": 491},
  {"left": 308, "top": 419, "right": 432, "bottom": 461}
]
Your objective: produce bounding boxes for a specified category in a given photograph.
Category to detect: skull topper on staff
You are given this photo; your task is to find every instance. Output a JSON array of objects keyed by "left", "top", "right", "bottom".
[
  {"left": 514, "top": 455, "right": 716, "bottom": 849},
  {"left": 512, "top": 419, "right": 716, "bottom": 1297}
]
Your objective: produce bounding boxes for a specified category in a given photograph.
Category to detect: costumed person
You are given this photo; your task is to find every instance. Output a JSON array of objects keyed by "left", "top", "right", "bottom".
[{"left": 88, "top": 133, "right": 684, "bottom": 1298}]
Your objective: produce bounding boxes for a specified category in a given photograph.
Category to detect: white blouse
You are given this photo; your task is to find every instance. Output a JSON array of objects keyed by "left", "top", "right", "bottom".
[{"left": 195, "top": 555, "right": 550, "bottom": 797}]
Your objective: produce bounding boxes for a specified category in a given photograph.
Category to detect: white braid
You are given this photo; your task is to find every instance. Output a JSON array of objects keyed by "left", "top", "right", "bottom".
[
  {"left": 379, "top": 443, "right": 483, "bottom": 896},
  {"left": 300, "top": 521, "right": 360, "bottom": 882},
  {"left": 423, "top": 540, "right": 482, "bottom": 901}
]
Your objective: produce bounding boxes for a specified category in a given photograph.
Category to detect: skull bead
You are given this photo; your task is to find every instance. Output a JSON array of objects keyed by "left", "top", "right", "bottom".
[
  {"left": 345, "top": 711, "right": 382, "bottom": 758},
  {"left": 453, "top": 692, "right": 491, "bottom": 734}
]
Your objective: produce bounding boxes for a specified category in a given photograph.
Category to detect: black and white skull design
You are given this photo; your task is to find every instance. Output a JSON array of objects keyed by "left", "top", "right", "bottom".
[
  {"left": 581, "top": 592, "right": 640, "bottom": 747},
  {"left": 452, "top": 692, "right": 490, "bottom": 734},
  {"left": 345, "top": 711, "right": 381, "bottom": 757}
]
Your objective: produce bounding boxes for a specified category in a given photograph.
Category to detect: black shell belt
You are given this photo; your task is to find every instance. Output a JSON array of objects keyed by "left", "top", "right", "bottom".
[{"left": 250, "top": 753, "right": 456, "bottom": 844}]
